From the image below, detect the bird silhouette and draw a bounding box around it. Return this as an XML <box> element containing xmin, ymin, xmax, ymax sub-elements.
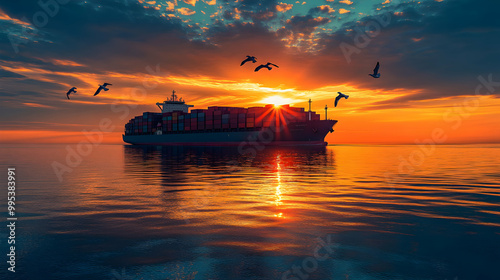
<box><xmin>94</xmin><ymin>83</ymin><xmax>112</xmax><ymax>96</ymax></box>
<box><xmin>334</xmin><ymin>92</ymin><xmax>349</xmax><ymax>107</ymax></box>
<box><xmin>255</xmin><ymin>62</ymin><xmax>279</xmax><ymax>72</ymax></box>
<box><xmin>240</xmin><ymin>55</ymin><xmax>257</xmax><ymax>66</ymax></box>
<box><xmin>66</xmin><ymin>87</ymin><xmax>77</xmax><ymax>99</ymax></box>
<box><xmin>369</xmin><ymin>62</ymin><xmax>381</xmax><ymax>78</ymax></box>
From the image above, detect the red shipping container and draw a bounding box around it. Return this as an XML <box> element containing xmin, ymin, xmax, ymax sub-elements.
<box><xmin>198</xmin><ymin>122</ymin><xmax>205</xmax><ymax>130</ymax></box>
<box><xmin>206</xmin><ymin>111</ymin><xmax>213</xmax><ymax>120</ymax></box>
<box><xmin>255</xmin><ymin>118</ymin><xmax>263</xmax><ymax>127</ymax></box>
<box><xmin>222</xmin><ymin>123</ymin><xmax>229</xmax><ymax>129</ymax></box>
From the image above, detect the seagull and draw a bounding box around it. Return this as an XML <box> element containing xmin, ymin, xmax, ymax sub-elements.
<box><xmin>240</xmin><ymin>55</ymin><xmax>257</xmax><ymax>66</ymax></box>
<box><xmin>334</xmin><ymin>92</ymin><xmax>349</xmax><ymax>107</ymax></box>
<box><xmin>369</xmin><ymin>62</ymin><xmax>381</xmax><ymax>78</ymax></box>
<box><xmin>94</xmin><ymin>83</ymin><xmax>112</xmax><ymax>96</ymax></box>
<box><xmin>66</xmin><ymin>87</ymin><xmax>77</xmax><ymax>99</ymax></box>
<box><xmin>255</xmin><ymin>62</ymin><xmax>279</xmax><ymax>72</ymax></box>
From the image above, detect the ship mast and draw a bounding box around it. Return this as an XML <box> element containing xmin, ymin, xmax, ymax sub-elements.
<box><xmin>170</xmin><ymin>90</ymin><xmax>177</xmax><ymax>101</ymax></box>
<box><xmin>325</xmin><ymin>104</ymin><xmax>328</xmax><ymax>120</ymax></box>
<box><xmin>308</xmin><ymin>99</ymin><xmax>312</xmax><ymax>121</ymax></box>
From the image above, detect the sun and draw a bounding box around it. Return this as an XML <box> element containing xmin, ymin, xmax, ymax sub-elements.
<box><xmin>259</xmin><ymin>95</ymin><xmax>295</xmax><ymax>106</ymax></box>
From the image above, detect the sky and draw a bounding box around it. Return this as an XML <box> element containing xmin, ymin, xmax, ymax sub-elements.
<box><xmin>0</xmin><ymin>0</ymin><xmax>499</xmax><ymax>144</ymax></box>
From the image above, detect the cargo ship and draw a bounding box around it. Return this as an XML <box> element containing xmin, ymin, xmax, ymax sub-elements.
<box><xmin>123</xmin><ymin>91</ymin><xmax>337</xmax><ymax>146</ymax></box>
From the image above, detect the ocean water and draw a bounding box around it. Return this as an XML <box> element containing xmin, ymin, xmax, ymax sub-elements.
<box><xmin>0</xmin><ymin>144</ymin><xmax>499</xmax><ymax>280</ymax></box>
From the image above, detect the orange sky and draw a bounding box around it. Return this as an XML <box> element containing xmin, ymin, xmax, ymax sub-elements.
<box><xmin>1</xmin><ymin>63</ymin><xmax>499</xmax><ymax>145</ymax></box>
<box><xmin>1</xmin><ymin>0</ymin><xmax>500</xmax><ymax>145</ymax></box>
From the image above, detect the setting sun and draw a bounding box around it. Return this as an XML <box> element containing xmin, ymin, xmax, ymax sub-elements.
<box><xmin>259</xmin><ymin>95</ymin><xmax>296</xmax><ymax>106</ymax></box>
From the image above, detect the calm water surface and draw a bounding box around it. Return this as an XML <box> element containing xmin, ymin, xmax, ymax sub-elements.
<box><xmin>0</xmin><ymin>144</ymin><xmax>499</xmax><ymax>280</ymax></box>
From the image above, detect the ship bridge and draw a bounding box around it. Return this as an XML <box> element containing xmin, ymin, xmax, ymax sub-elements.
<box><xmin>156</xmin><ymin>90</ymin><xmax>194</xmax><ymax>113</ymax></box>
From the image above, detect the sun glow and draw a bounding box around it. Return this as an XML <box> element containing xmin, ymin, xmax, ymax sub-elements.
<box><xmin>259</xmin><ymin>95</ymin><xmax>295</xmax><ymax>106</ymax></box>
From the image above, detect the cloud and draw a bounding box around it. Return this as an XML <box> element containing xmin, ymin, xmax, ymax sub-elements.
<box><xmin>231</xmin><ymin>0</ymin><xmax>279</xmax><ymax>22</ymax></box>
<box><xmin>0</xmin><ymin>68</ymin><xmax>25</xmax><ymax>78</ymax></box>
<box><xmin>309</xmin><ymin>5</ymin><xmax>335</xmax><ymax>14</ymax></box>
<box><xmin>165</xmin><ymin>1</ymin><xmax>176</xmax><ymax>11</ymax></box>
<box><xmin>177</xmin><ymin>7</ymin><xmax>196</xmax><ymax>15</ymax></box>
<box><xmin>309</xmin><ymin>0</ymin><xmax>500</xmax><ymax>106</ymax></box>
<box><xmin>22</xmin><ymin>102</ymin><xmax>55</xmax><ymax>108</ymax></box>
<box><xmin>339</xmin><ymin>0</ymin><xmax>353</xmax><ymax>4</ymax></box>
<box><xmin>338</xmin><ymin>8</ymin><xmax>350</xmax><ymax>14</ymax></box>
<box><xmin>277</xmin><ymin>14</ymin><xmax>330</xmax><ymax>50</ymax></box>
<box><xmin>276</xmin><ymin>3</ymin><xmax>293</xmax><ymax>13</ymax></box>
<box><xmin>183</xmin><ymin>0</ymin><xmax>197</xmax><ymax>7</ymax></box>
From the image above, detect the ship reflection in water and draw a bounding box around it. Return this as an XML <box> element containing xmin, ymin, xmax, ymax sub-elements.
<box><xmin>120</xmin><ymin>145</ymin><xmax>500</xmax><ymax>280</ymax></box>
<box><xmin>1</xmin><ymin>144</ymin><xmax>499</xmax><ymax>279</ymax></box>
<box><xmin>123</xmin><ymin>145</ymin><xmax>336</xmax><ymax>229</ymax></box>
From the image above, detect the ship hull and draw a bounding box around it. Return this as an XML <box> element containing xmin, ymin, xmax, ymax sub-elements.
<box><xmin>123</xmin><ymin>120</ymin><xmax>337</xmax><ymax>146</ymax></box>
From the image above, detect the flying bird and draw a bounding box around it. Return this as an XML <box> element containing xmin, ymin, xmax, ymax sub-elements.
<box><xmin>240</xmin><ymin>55</ymin><xmax>257</xmax><ymax>66</ymax></box>
<box><xmin>94</xmin><ymin>83</ymin><xmax>112</xmax><ymax>96</ymax></box>
<box><xmin>334</xmin><ymin>92</ymin><xmax>349</xmax><ymax>107</ymax></box>
<box><xmin>369</xmin><ymin>62</ymin><xmax>381</xmax><ymax>78</ymax></box>
<box><xmin>66</xmin><ymin>87</ymin><xmax>77</xmax><ymax>99</ymax></box>
<box><xmin>254</xmin><ymin>62</ymin><xmax>279</xmax><ymax>72</ymax></box>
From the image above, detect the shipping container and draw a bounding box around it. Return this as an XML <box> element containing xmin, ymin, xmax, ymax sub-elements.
<box><xmin>206</xmin><ymin>111</ymin><xmax>213</xmax><ymax>121</ymax></box>
<box><xmin>191</xmin><ymin>122</ymin><xmax>197</xmax><ymax>130</ymax></box>
<box><xmin>214</xmin><ymin>120</ymin><xmax>221</xmax><ymax>129</ymax></box>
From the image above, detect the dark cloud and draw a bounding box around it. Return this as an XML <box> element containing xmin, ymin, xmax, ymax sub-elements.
<box><xmin>0</xmin><ymin>68</ymin><xmax>25</xmax><ymax>78</ymax></box>
<box><xmin>309</xmin><ymin>5</ymin><xmax>335</xmax><ymax>16</ymax></box>
<box><xmin>228</xmin><ymin>0</ymin><xmax>279</xmax><ymax>22</ymax></box>
<box><xmin>285</xmin><ymin>15</ymin><xmax>331</xmax><ymax>34</ymax></box>
<box><xmin>304</xmin><ymin>0</ymin><xmax>500</xmax><ymax>106</ymax></box>
<box><xmin>276</xmin><ymin>14</ymin><xmax>331</xmax><ymax>50</ymax></box>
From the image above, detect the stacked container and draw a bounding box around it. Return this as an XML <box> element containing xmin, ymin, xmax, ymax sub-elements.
<box><xmin>125</xmin><ymin>104</ymin><xmax>321</xmax><ymax>136</ymax></box>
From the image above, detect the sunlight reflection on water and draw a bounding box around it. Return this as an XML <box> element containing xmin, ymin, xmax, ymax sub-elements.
<box><xmin>0</xmin><ymin>144</ymin><xmax>499</xmax><ymax>279</ymax></box>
